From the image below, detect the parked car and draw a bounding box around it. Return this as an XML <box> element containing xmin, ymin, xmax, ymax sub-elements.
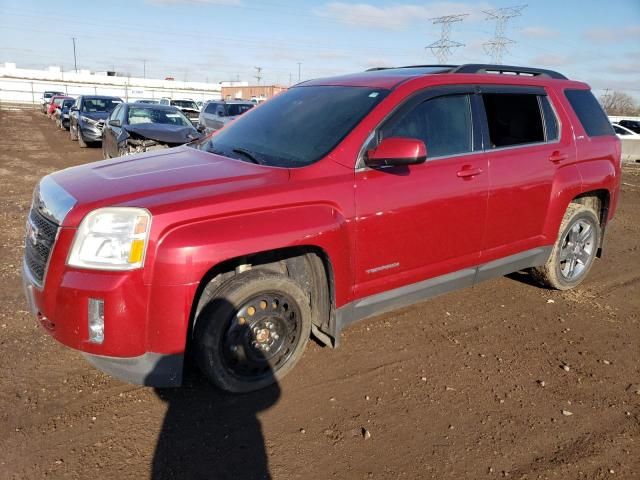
<box><xmin>40</xmin><ymin>90</ymin><xmax>65</xmax><ymax>113</ymax></box>
<box><xmin>47</xmin><ymin>95</ymin><xmax>74</xmax><ymax>118</ymax></box>
<box><xmin>102</xmin><ymin>103</ymin><xmax>201</xmax><ymax>159</ymax></box>
<box><xmin>159</xmin><ymin>98</ymin><xmax>201</xmax><ymax>125</ymax></box>
<box><xmin>617</xmin><ymin>119</ymin><xmax>640</xmax><ymax>134</ymax></box>
<box><xmin>199</xmin><ymin>100</ymin><xmax>254</xmax><ymax>132</ymax></box>
<box><xmin>69</xmin><ymin>95</ymin><xmax>123</xmax><ymax>147</ymax></box>
<box><xmin>22</xmin><ymin>64</ymin><xmax>620</xmax><ymax>393</ymax></box>
<box><xmin>135</xmin><ymin>99</ymin><xmax>160</xmax><ymax>104</ymax></box>
<box><xmin>54</xmin><ymin>98</ymin><xmax>76</xmax><ymax>130</ymax></box>
<box><xmin>612</xmin><ymin>123</ymin><xmax>640</xmax><ymax>137</ymax></box>
<box><xmin>612</xmin><ymin>123</ymin><xmax>640</xmax><ymax>162</ymax></box>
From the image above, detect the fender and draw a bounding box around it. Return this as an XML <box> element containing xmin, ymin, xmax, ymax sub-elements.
<box><xmin>541</xmin><ymin>163</ymin><xmax>583</xmax><ymax>243</ymax></box>
<box><xmin>144</xmin><ymin>204</ymin><xmax>353</xmax><ymax>353</ymax></box>
<box><xmin>576</xmin><ymin>158</ymin><xmax>619</xmax><ymax>221</ymax></box>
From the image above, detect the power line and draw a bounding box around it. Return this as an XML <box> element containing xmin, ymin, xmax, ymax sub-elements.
<box><xmin>483</xmin><ymin>5</ymin><xmax>527</xmax><ymax>64</ymax></box>
<box><xmin>426</xmin><ymin>14</ymin><xmax>468</xmax><ymax>64</ymax></box>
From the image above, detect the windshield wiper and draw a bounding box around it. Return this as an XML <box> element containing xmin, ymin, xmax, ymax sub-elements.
<box><xmin>232</xmin><ymin>147</ymin><xmax>265</xmax><ymax>165</ymax></box>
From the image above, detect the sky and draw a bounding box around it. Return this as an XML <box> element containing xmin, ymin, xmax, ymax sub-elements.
<box><xmin>1</xmin><ymin>0</ymin><xmax>639</xmax><ymax>99</ymax></box>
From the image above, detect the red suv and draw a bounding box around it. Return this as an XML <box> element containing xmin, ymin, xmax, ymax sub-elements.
<box><xmin>22</xmin><ymin>64</ymin><xmax>620</xmax><ymax>392</ymax></box>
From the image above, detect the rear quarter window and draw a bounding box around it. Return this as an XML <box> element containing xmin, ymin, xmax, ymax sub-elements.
<box><xmin>565</xmin><ymin>89</ymin><xmax>614</xmax><ymax>137</ymax></box>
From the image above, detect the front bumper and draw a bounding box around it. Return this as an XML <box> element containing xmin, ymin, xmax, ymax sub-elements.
<box><xmin>79</xmin><ymin>123</ymin><xmax>104</xmax><ymax>142</ymax></box>
<box><xmin>83</xmin><ymin>351</ymin><xmax>183</xmax><ymax>387</ymax></box>
<box><xmin>21</xmin><ymin>258</ymin><xmax>186</xmax><ymax>387</ymax></box>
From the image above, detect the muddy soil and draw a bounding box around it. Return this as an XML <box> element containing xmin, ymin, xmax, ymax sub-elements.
<box><xmin>0</xmin><ymin>108</ymin><xmax>639</xmax><ymax>479</ymax></box>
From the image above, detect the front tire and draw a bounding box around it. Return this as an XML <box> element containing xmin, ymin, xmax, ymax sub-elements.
<box><xmin>533</xmin><ymin>203</ymin><xmax>601</xmax><ymax>290</ymax></box>
<box><xmin>78</xmin><ymin>129</ymin><xmax>88</xmax><ymax>148</ymax></box>
<box><xmin>195</xmin><ymin>271</ymin><xmax>311</xmax><ymax>393</ymax></box>
<box><xmin>70</xmin><ymin>121</ymin><xmax>78</xmax><ymax>141</ymax></box>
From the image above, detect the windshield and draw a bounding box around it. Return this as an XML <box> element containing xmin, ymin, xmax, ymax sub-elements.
<box><xmin>53</xmin><ymin>98</ymin><xmax>66</xmax><ymax>106</ymax></box>
<box><xmin>63</xmin><ymin>99</ymin><xmax>75</xmax><ymax>108</ymax></box>
<box><xmin>82</xmin><ymin>98</ymin><xmax>122</xmax><ymax>113</ymax></box>
<box><xmin>128</xmin><ymin>107</ymin><xmax>191</xmax><ymax>126</ymax></box>
<box><xmin>196</xmin><ymin>86</ymin><xmax>389</xmax><ymax>167</ymax></box>
<box><xmin>171</xmin><ymin>100</ymin><xmax>198</xmax><ymax>110</ymax></box>
<box><xmin>226</xmin><ymin>103</ymin><xmax>254</xmax><ymax>116</ymax></box>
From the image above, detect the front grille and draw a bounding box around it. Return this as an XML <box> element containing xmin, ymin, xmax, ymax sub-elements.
<box><xmin>25</xmin><ymin>208</ymin><xmax>60</xmax><ymax>286</ymax></box>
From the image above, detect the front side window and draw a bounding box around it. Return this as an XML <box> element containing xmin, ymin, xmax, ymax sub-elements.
<box><xmin>482</xmin><ymin>93</ymin><xmax>544</xmax><ymax>148</ymax></box>
<box><xmin>109</xmin><ymin>104</ymin><xmax>122</xmax><ymax>121</ymax></box>
<box><xmin>226</xmin><ymin>103</ymin><xmax>254</xmax><ymax>116</ymax></box>
<box><xmin>204</xmin><ymin>102</ymin><xmax>218</xmax><ymax>114</ymax></box>
<box><xmin>196</xmin><ymin>85</ymin><xmax>389</xmax><ymax>167</ymax></box>
<box><xmin>381</xmin><ymin>94</ymin><xmax>473</xmax><ymax>158</ymax></box>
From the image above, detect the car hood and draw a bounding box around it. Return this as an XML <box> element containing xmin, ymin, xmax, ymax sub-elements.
<box><xmin>49</xmin><ymin>146</ymin><xmax>290</xmax><ymax>227</ymax></box>
<box><xmin>80</xmin><ymin>111</ymin><xmax>110</xmax><ymax>121</ymax></box>
<box><xmin>124</xmin><ymin>123</ymin><xmax>201</xmax><ymax>144</ymax></box>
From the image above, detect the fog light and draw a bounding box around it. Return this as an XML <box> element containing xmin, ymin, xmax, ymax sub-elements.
<box><xmin>88</xmin><ymin>298</ymin><xmax>104</xmax><ymax>344</ymax></box>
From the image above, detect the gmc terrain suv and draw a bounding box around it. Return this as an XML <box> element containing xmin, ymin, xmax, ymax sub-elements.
<box><xmin>23</xmin><ymin>64</ymin><xmax>620</xmax><ymax>393</ymax></box>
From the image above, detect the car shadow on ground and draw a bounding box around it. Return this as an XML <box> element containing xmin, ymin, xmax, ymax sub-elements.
<box><xmin>506</xmin><ymin>269</ymin><xmax>548</xmax><ymax>288</ymax></box>
<box><xmin>152</xmin><ymin>369</ymin><xmax>279</xmax><ymax>480</ymax></box>
<box><xmin>150</xmin><ymin>297</ymin><xmax>282</xmax><ymax>480</ymax></box>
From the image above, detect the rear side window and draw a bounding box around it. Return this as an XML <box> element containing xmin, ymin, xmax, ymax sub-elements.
<box><xmin>482</xmin><ymin>93</ymin><xmax>544</xmax><ymax>148</ymax></box>
<box><xmin>565</xmin><ymin>89</ymin><xmax>614</xmax><ymax>137</ymax></box>
<box><xmin>381</xmin><ymin>94</ymin><xmax>473</xmax><ymax>158</ymax></box>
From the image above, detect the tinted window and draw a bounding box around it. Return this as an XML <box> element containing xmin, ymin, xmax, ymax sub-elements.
<box><xmin>196</xmin><ymin>86</ymin><xmax>389</xmax><ymax>167</ymax></box>
<box><xmin>483</xmin><ymin>93</ymin><xmax>544</xmax><ymax>148</ymax></box>
<box><xmin>618</xmin><ymin>120</ymin><xmax>640</xmax><ymax>134</ymax></box>
<box><xmin>381</xmin><ymin>94</ymin><xmax>473</xmax><ymax>158</ymax></box>
<box><xmin>227</xmin><ymin>104</ymin><xmax>254</xmax><ymax>116</ymax></box>
<box><xmin>82</xmin><ymin>98</ymin><xmax>121</xmax><ymax>113</ymax></box>
<box><xmin>205</xmin><ymin>102</ymin><xmax>219</xmax><ymax>114</ymax></box>
<box><xmin>565</xmin><ymin>89</ymin><xmax>614</xmax><ymax>137</ymax></box>
<box><xmin>540</xmin><ymin>96</ymin><xmax>559</xmax><ymax>141</ymax></box>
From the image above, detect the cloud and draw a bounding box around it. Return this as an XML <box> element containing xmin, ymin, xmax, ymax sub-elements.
<box><xmin>530</xmin><ymin>54</ymin><xmax>573</xmax><ymax>67</ymax></box>
<box><xmin>315</xmin><ymin>2</ymin><xmax>493</xmax><ymax>30</ymax></box>
<box><xmin>145</xmin><ymin>0</ymin><xmax>241</xmax><ymax>5</ymax></box>
<box><xmin>583</xmin><ymin>25</ymin><xmax>640</xmax><ymax>42</ymax></box>
<box><xmin>521</xmin><ymin>26</ymin><xmax>559</xmax><ymax>39</ymax></box>
<box><xmin>364</xmin><ymin>57</ymin><xmax>394</xmax><ymax>69</ymax></box>
<box><xmin>607</xmin><ymin>60</ymin><xmax>640</xmax><ymax>75</ymax></box>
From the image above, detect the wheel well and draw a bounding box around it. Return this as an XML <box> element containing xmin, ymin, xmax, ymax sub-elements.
<box><xmin>572</xmin><ymin>189</ymin><xmax>610</xmax><ymax>226</ymax></box>
<box><xmin>187</xmin><ymin>246</ymin><xmax>335</xmax><ymax>352</ymax></box>
<box><xmin>571</xmin><ymin>189</ymin><xmax>610</xmax><ymax>257</ymax></box>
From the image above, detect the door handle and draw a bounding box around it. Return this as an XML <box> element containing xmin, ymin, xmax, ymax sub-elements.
<box><xmin>549</xmin><ymin>151</ymin><xmax>568</xmax><ymax>163</ymax></box>
<box><xmin>457</xmin><ymin>167</ymin><xmax>483</xmax><ymax>178</ymax></box>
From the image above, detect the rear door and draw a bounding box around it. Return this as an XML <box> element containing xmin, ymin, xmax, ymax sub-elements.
<box><xmin>354</xmin><ymin>86</ymin><xmax>489</xmax><ymax>299</ymax></box>
<box><xmin>477</xmin><ymin>86</ymin><xmax>571</xmax><ymax>263</ymax></box>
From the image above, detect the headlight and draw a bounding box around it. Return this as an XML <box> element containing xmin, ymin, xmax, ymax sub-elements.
<box><xmin>68</xmin><ymin>207</ymin><xmax>151</xmax><ymax>270</ymax></box>
<box><xmin>80</xmin><ymin>115</ymin><xmax>98</xmax><ymax>125</ymax></box>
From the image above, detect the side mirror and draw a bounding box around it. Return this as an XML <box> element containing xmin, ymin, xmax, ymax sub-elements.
<box><xmin>365</xmin><ymin>137</ymin><xmax>427</xmax><ymax>168</ymax></box>
<box><xmin>109</xmin><ymin>119</ymin><xmax>121</xmax><ymax>127</ymax></box>
<box><xmin>216</xmin><ymin>109</ymin><xmax>225</xmax><ymax>117</ymax></box>
<box><xmin>70</xmin><ymin>106</ymin><xmax>78</xmax><ymax>112</ymax></box>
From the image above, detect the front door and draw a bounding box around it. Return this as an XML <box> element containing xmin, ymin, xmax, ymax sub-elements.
<box><xmin>354</xmin><ymin>88</ymin><xmax>489</xmax><ymax>300</ymax></box>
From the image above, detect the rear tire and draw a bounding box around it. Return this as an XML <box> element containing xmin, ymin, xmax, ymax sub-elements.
<box><xmin>532</xmin><ymin>203</ymin><xmax>601</xmax><ymax>290</ymax></box>
<box><xmin>195</xmin><ymin>270</ymin><xmax>311</xmax><ymax>393</ymax></box>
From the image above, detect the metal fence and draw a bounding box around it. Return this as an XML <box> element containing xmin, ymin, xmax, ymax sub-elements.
<box><xmin>0</xmin><ymin>77</ymin><xmax>221</xmax><ymax>107</ymax></box>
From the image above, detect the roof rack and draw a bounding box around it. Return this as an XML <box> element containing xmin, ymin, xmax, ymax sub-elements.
<box><xmin>451</xmin><ymin>64</ymin><xmax>567</xmax><ymax>79</ymax></box>
<box><xmin>365</xmin><ymin>63</ymin><xmax>567</xmax><ymax>80</ymax></box>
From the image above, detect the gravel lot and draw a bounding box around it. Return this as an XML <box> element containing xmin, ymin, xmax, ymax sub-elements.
<box><xmin>0</xmin><ymin>107</ymin><xmax>639</xmax><ymax>479</ymax></box>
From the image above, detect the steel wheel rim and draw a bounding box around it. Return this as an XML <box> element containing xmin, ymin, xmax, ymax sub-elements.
<box><xmin>559</xmin><ymin>218</ymin><xmax>596</xmax><ymax>281</ymax></box>
<box><xmin>221</xmin><ymin>292</ymin><xmax>301</xmax><ymax>381</ymax></box>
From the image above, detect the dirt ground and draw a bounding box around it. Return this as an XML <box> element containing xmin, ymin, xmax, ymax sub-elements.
<box><xmin>0</xmin><ymin>107</ymin><xmax>639</xmax><ymax>480</ymax></box>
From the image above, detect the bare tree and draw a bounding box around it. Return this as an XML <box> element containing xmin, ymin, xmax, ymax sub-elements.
<box><xmin>600</xmin><ymin>91</ymin><xmax>640</xmax><ymax>116</ymax></box>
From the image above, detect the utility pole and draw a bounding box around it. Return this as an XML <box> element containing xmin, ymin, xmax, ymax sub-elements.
<box><xmin>72</xmin><ymin>37</ymin><xmax>78</xmax><ymax>73</ymax></box>
<box><xmin>143</xmin><ymin>59</ymin><xmax>146</xmax><ymax>78</ymax></box>
<box><xmin>297</xmin><ymin>62</ymin><xmax>301</xmax><ymax>82</ymax></box>
<box><xmin>483</xmin><ymin>5</ymin><xmax>527</xmax><ymax>64</ymax></box>
<box><xmin>426</xmin><ymin>14</ymin><xmax>468</xmax><ymax>64</ymax></box>
<box><xmin>254</xmin><ymin>66</ymin><xmax>263</xmax><ymax>84</ymax></box>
